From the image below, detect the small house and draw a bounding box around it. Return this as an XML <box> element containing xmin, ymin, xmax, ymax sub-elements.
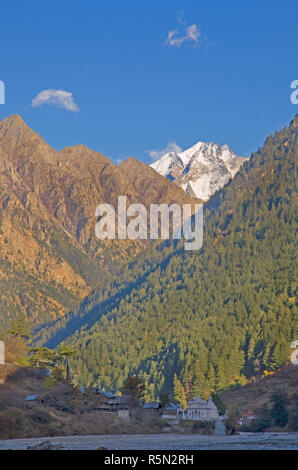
<box><xmin>83</xmin><ymin>388</ymin><xmax>130</xmax><ymax>413</ymax></box>
<box><xmin>32</xmin><ymin>368</ymin><xmax>50</xmax><ymax>377</ymax></box>
<box><xmin>143</xmin><ymin>401</ymin><xmax>162</xmax><ymax>414</ymax></box>
<box><xmin>162</xmin><ymin>403</ymin><xmax>181</xmax><ymax>419</ymax></box>
<box><xmin>238</xmin><ymin>410</ymin><xmax>257</xmax><ymax>425</ymax></box>
<box><xmin>25</xmin><ymin>394</ymin><xmax>38</xmax><ymax>401</ymax></box>
<box><xmin>25</xmin><ymin>394</ymin><xmax>39</xmax><ymax>408</ymax></box>
<box><xmin>143</xmin><ymin>401</ymin><xmax>162</xmax><ymax>409</ymax></box>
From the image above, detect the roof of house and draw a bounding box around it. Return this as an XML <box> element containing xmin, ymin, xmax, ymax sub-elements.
<box><xmin>32</xmin><ymin>368</ymin><xmax>50</xmax><ymax>377</ymax></box>
<box><xmin>97</xmin><ymin>390</ymin><xmax>115</xmax><ymax>398</ymax></box>
<box><xmin>144</xmin><ymin>402</ymin><xmax>162</xmax><ymax>409</ymax></box>
<box><xmin>25</xmin><ymin>394</ymin><xmax>38</xmax><ymax>401</ymax></box>
<box><xmin>164</xmin><ymin>403</ymin><xmax>181</xmax><ymax>410</ymax></box>
<box><xmin>242</xmin><ymin>410</ymin><xmax>256</xmax><ymax>417</ymax></box>
<box><xmin>108</xmin><ymin>395</ymin><xmax>130</xmax><ymax>405</ymax></box>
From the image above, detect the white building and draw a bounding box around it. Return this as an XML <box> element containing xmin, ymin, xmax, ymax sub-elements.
<box><xmin>237</xmin><ymin>410</ymin><xmax>257</xmax><ymax>425</ymax></box>
<box><xmin>177</xmin><ymin>395</ymin><xmax>219</xmax><ymax>421</ymax></box>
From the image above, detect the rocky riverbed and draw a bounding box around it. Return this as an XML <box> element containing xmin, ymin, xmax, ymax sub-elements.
<box><xmin>0</xmin><ymin>433</ymin><xmax>297</xmax><ymax>450</ymax></box>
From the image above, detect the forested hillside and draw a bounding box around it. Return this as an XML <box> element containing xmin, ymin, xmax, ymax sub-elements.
<box><xmin>36</xmin><ymin>116</ymin><xmax>297</xmax><ymax>400</ymax></box>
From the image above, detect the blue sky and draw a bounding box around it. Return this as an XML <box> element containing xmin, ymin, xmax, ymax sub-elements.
<box><xmin>0</xmin><ymin>0</ymin><xmax>297</xmax><ymax>163</ymax></box>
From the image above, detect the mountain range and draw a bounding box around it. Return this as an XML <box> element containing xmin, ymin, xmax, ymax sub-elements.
<box><xmin>0</xmin><ymin>115</ymin><xmax>198</xmax><ymax>327</ymax></box>
<box><xmin>33</xmin><ymin>116</ymin><xmax>297</xmax><ymax>399</ymax></box>
<box><xmin>0</xmin><ymin>113</ymin><xmax>296</xmax><ymax>401</ymax></box>
<box><xmin>151</xmin><ymin>141</ymin><xmax>246</xmax><ymax>200</ymax></box>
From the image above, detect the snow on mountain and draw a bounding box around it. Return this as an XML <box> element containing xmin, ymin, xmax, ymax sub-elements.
<box><xmin>150</xmin><ymin>141</ymin><xmax>246</xmax><ymax>201</ymax></box>
<box><xmin>150</xmin><ymin>152</ymin><xmax>184</xmax><ymax>179</ymax></box>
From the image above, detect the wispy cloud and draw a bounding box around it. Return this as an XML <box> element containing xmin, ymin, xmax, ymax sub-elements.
<box><xmin>32</xmin><ymin>89</ymin><xmax>79</xmax><ymax>112</ymax></box>
<box><xmin>148</xmin><ymin>141</ymin><xmax>182</xmax><ymax>161</ymax></box>
<box><xmin>165</xmin><ymin>12</ymin><xmax>201</xmax><ymax>48</ymax></box>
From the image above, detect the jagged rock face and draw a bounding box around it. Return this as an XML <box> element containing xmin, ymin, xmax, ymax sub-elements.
<box><xmin>0</xmin><ymin>115</ymin><xmax>199</xmax><ymax>257</ymax></box>
<box><xmin>0</xmin><ymin>115</ymin><xmax>199</xmax><ymax>326</ymax></box>
<box><xmin>151</xmin><ymin>141</ymin><xmax>246</xmax><ymax>201</ymax></box>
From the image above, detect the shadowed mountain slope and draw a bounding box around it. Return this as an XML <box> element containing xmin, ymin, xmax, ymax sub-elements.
<box><xmin>35</xmin><ymin>116</ymin><xmax>297</xmax><ymax>398</ymax></box>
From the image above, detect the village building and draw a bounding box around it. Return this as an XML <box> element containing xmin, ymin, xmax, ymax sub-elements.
<box><xmin>237</xmin><ymin>410</ymin><xmax>257</xmax><ymax>426</ymax></box>
<box><xmin>177</xmin><ymin>395</ymin><xmax>219</xmax><ymax>421</ymax></box>
<box><xmin>25</xmin><ymin>394</ymin><xmax>38</xmax><ymax>402</ymax></box>
<box><xmin>143</xmin><ymin>402</ymin><xmax>162</xmax><ymax>414</ymax></box>
<box><xmin>25</xmin><ymin>394</ymin><xmax>39</xmax><ymax>408</ymax></box>
<box><xmin>32</xmin><ymin>367</ymin><xmax>50</xmax><ymax>377</ymax></box>
<box><xmin>83</xmin><ymin>388</ymin><xmax>131</xmax><ymax>417</ymax></box>
<box><xmin>162</xmin><ymin>403</ymin><xmax>181</xmax><ymax>419</ymax></box>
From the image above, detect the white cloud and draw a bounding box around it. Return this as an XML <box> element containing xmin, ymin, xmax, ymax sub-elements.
<box><xmin>32</xmin><ymin>89</ymin><xmax>79</xmax><ymax>112</ymax></box>
<box><xmin>165</xmin><ymin>13</ymin><xmax>201</xmax><ymax>48</ymax></box>
<box><xmin>186</xmin><ymin>24</ymin><xmax>200</xmax><ymax>42</ymax></box>
<box><xmin>148</xmin><ymin>141</ymin><xmax>182</xmax><ymax>161</ymax></box>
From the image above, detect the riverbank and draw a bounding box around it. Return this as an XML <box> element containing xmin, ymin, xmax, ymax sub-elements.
<box><xmin>0</xmin><ymin>432</ymin><xmax>297</xmax><ymax>450</ymax></box>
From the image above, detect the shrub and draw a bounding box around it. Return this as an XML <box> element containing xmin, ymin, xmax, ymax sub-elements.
<box><xmin>192</xmin><ymin>420</ymin><xmax>214</xmax><ymax>434</ymax></box>
<box><xmin>242</xmin><ymin>406</ymin><xmax>271</xmax><ymax>432</ymax></box>
<box><xmin>288</xmin><ymin>413</ymin><xmax>298</xmax><ymax>432</ymax></box>
<box><xmin>0</xmin><ymin>408</ymin><xmax>26</xmax><ymax>439</ymax></box>
<box><xmin>29</xmin><ymin>408</ymin><xmax>54</xmax><ymax>424</ymax></box>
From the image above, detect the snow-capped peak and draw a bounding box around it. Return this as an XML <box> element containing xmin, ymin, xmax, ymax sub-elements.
<box><xmin>151</xmin><ymin>152</ymin><xmax>184</xmax><ymax>178</ymax></box>
<box><xmin>150</xmin><ymin>141</ymin><xmax>246</xmax><ymax>201</ymax></box>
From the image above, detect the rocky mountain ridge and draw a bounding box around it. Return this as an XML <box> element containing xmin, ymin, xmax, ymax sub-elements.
<box><xmin>0</xmin><ymin>114</ymin><xmax>199</xmax><ymax>326</ymax></box>
<box><xmin>151</xmin><ymin>141</ymin><xmax>246</xmax><ymax>200</ymax></box>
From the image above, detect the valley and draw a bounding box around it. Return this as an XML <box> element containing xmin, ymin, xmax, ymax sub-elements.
<box><xmin>0</xmin><ymin>113</ymin><xmax>297</xmax><ymax>423</ymax></box>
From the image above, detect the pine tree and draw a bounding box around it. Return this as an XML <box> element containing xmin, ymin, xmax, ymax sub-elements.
<box><xmin>271</xmin><ymin>391</ymin><xmax>289</xmax><ymax>427</ymax></box>
<box><xmin>7</xmin><ymin>314</ymin><xmax>31</xmax><ymax>339</ymax></box>
<box><xmin>173</xmin><ymin>374</ymin><xmax>187</xmax><ymax>409</ymax></box>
